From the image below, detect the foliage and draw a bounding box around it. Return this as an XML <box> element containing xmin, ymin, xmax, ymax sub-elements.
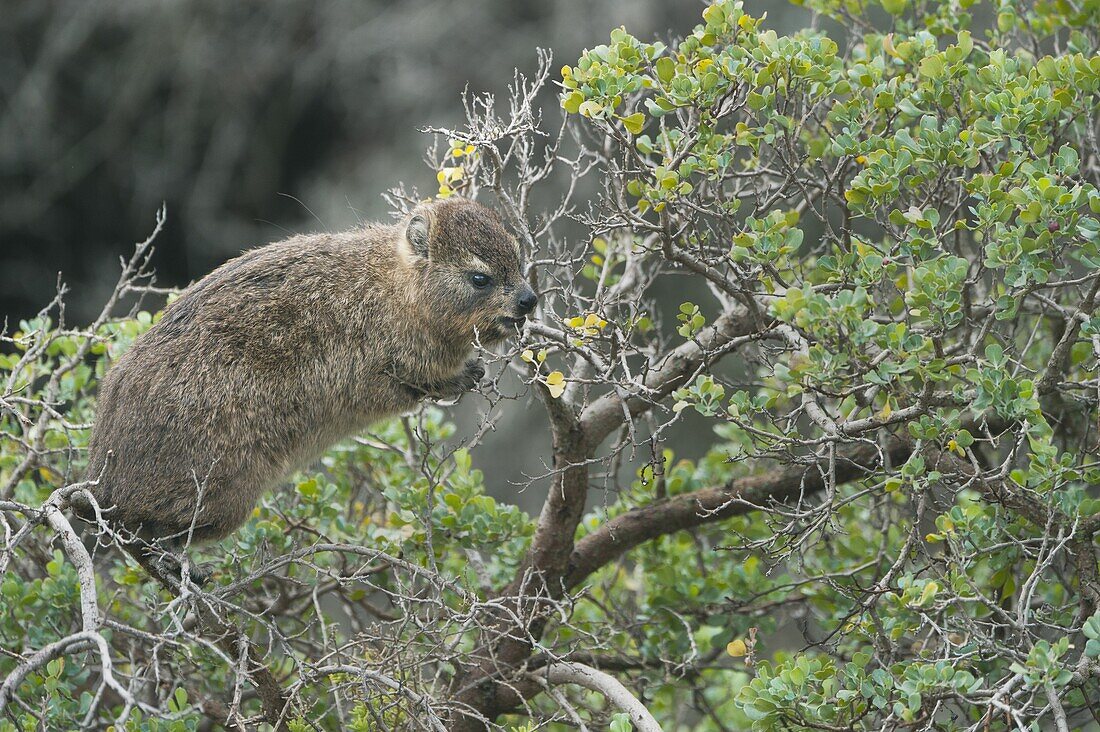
<box><xmin>552</xmin><ymin>0</ymin><xmax>1100</xmax><ymax>726</ymax></box>
<box><xmin>4</xmin><ymin>0</ymin><xmax>1100</xmax><ymax>729</ymax></box>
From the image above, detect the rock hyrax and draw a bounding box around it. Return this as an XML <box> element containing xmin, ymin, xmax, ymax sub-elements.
<box><xmin>82</xmin><ymin>197</ymin><xmax>536</xmax><ymax>579</ymax></box>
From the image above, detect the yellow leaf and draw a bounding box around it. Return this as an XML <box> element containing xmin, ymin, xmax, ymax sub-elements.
<box><xmin>621</xmin><ymin>112</ymin><xmax>646</xmax><ymax>135</ymax></box>
<box><xmin>883</xmin><ymin>33</ymin><xmax>900</xmax><ymax>58</ymax></box>
<box><xmin>578</xmin><ymin>100</ymin><xmax>603</xmax><ymax>118</ymax></box>
<box><xmin>878</xmin><ymin>401</ymin><xmax>892</xmax><ymax>420</ymax></box>
<box><xmin>726</xmin><ymin>639</ymin><xmax>748</xmax><ymax>657</ymax></box>
<box><xmin>545</xmin><ymin>371</ymin><xmax>566</xmax><ymax>399</ymax></box>
<box><xmin>583</xmin><ymin>313</ymin><xmax>607</xmax><ymax>329</ymax></box>
<box><xmin>918</xmin><ymin>581</ymin><xmax>939</xmax><ymax>606</ymax></box>
<box><xmin>521</xmin><ymin>349</ymin><xmax>535</xmax><ymax>363</ymax></box>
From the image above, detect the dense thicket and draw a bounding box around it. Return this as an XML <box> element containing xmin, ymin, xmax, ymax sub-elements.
<box><xmin>3</xmin><ymin>0</ymin><xmax>1100</xmax><ymax>729</ymax></box>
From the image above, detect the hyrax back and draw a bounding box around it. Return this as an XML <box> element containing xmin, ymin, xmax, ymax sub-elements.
<box><xmin>85</xmin><ymin>198</ymin><xmax>536</xmax><ymax>549</ymax></box>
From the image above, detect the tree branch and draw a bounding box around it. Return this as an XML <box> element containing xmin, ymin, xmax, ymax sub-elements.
<box><xmin>565</xmin><ymin>436</ymin><xmax>913</xmax><ymax>589</ymax></box>
<box><xmin>542</xmin><ymin>662</ymin><xmax>661</xmax><ymax>732</ymax></box>
<box><xmin>579</xmin><ymin>306</ymin><xmax>763</xmax><ymax>447</ymax></box>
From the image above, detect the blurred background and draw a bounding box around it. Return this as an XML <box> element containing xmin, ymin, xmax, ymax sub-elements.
<box><xmin>0</xmin><ymin>0</ymin><xmax>731</xmax><ymax>324</ymax></box>
<box><xmin>0</xmin><ymin>0</ymin><xmax>808</xmax><ymax>508</ymax></box>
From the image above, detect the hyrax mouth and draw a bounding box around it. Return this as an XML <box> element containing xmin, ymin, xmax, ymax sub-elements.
<box><xmin>499</xmin><ymin>315</ymin><xmax>527</xmax><ymax>331</ymax></box>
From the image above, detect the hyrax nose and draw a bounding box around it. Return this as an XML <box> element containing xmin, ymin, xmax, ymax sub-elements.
<box><xmin>517</xmin><ymin>288</ymin><xmax>538</xmax><ymax>314</ymax></box>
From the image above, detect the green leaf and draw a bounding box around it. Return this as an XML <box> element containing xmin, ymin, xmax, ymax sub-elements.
<box><xmin>562</xmin><ymin>91</ymin><xmax>584</xmax><ymax>114</ymax></box>
<box><xmin>656</xmin><ymin>56</ymin><xmax>675</xmax><ymax>84</ymax></box>
<box><xmin>1084</xmin><ymin>612</ymin><xmax>1100</xmax><ymax>640</ymax></box>
<box><xmin>621</xmin><ymin>112</ymin><xmax>646</xmax><ymax>135</ymax></box>
<box><xmin>918</xmin><ymin>55</ymin><xmax>945</xmax><ymax>79</ymax></box>
<box><xmin>609</xmin><ymin>713</ymin><xmax>634</xmax><ymax>732</ymax></box>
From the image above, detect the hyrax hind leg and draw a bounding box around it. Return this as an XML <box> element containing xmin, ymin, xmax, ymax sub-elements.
<box><xmin>123</xmin><ymin>528</ymin><xmax>213</xmax><ymax>588</ymax></box>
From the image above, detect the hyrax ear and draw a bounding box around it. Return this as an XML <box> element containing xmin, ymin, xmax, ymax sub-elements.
<box><xmin>405</xmin><ymin>213</ymin><xmax>431</xmax><ymax>259</ymax></box>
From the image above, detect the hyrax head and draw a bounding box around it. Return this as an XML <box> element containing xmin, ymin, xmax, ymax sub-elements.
<box><xmin>403</xmin><ymin>198</ymin><xmax>537</xmax><ymax>344</ymax></box>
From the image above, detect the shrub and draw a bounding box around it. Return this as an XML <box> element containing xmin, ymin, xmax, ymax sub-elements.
<box><xmin>3</xmin><ymin>0</ymin><xmax>1100</xmax><ymax>729</ymax></box>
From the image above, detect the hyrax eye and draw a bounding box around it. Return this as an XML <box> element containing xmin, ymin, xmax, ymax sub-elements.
<box><xmin>469</xmin><ymin>272</ymin><xmax>493</xmax><ymax>289</ymax></box>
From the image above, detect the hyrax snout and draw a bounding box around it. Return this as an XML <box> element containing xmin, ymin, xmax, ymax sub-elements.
<box><xmin>81</xmin><ymin>197</ymin><xmax>534</xmax><ymax>580</ymax></box>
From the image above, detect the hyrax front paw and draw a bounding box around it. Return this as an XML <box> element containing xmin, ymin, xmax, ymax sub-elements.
<box><xmin>458</xmin><ymin>359</ymin><xmax>486</xmax><ymax>391</ymax></box>
<box><xmin>417</xmin><ymin>360</ymin><xmax>485</xmax><ymax>400</ymax></box>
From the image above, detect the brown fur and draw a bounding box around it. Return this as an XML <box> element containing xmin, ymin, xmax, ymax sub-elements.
<box><xmin>83</xmin><ymin>198</ymin><xmax>533</xmax><ymax>561</ymax></box>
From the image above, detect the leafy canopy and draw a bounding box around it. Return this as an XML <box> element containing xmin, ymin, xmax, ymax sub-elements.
<box><xmin>4</xmin><ymin>0</ymin><xmax>1100</xmax><ymax>729</ymax></box>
